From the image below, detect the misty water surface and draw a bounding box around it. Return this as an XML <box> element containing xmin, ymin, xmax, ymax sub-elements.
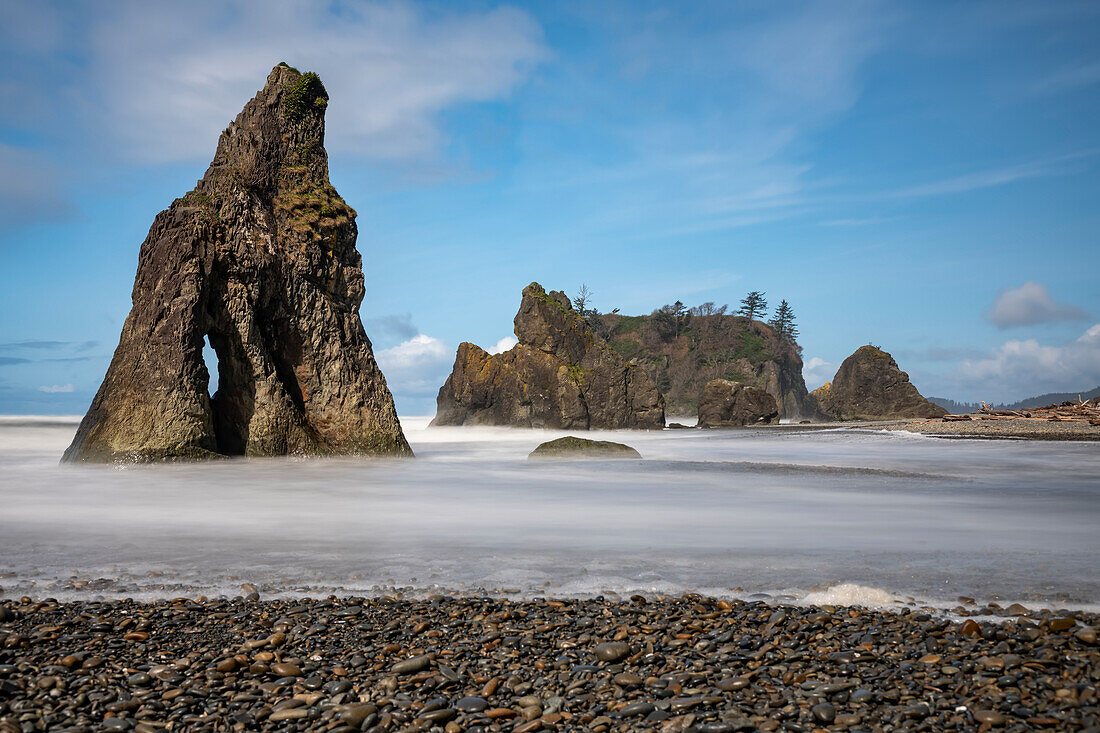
<box><xmin>1</xmin><ymin>416</ymin><xmax>1097</xmax><ymax>610</ymax></box>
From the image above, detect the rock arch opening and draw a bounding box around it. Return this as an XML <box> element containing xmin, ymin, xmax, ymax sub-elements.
<box><xmin>202</xmin><ymin>336</ymin><xmax>219</xmax><ymax>399</ymax></box>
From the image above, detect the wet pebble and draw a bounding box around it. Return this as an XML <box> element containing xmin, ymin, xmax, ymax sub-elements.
<box><xmin>0</xmin><ymin>594</ymin><xmax>1093</xmax><ymax>733</ymax></box>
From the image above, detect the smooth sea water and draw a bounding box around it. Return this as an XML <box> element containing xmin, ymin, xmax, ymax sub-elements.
<box><xmin>1</xmin><ymin>415</ymin><xmax>1097</xmax><ymax>611</ymax></box>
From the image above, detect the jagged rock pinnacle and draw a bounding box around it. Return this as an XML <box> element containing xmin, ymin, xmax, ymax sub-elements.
<box><xmin>64</xmin><ymin>64</ymin><xmax>412</xmax><ymax>462</ymax></box>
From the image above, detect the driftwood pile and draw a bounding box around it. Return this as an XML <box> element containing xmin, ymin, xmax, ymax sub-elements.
<box><xmin>941</xmin><ymin>398</ymin><xmax>1100</xmax><ymax>425</ymax></box>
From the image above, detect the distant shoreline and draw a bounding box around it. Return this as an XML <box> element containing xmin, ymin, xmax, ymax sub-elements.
<box><xmin>771</xmin><ymin>418</ymin><xmax>1100</xmax><ymax>442</ymax></box>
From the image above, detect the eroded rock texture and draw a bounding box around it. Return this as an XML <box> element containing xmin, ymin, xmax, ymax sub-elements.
<box><xmin>432</xmin><ymin>283</ymin><xmax>665</xmax><ymax>429</ymax></box>
<box><xmin>810</xmin><ymin>345</ymin><xmax>948</xmax><ymax>420</ymax></box>
<box><xmin>64</xmin><ymin>64</ymin><xmax>411</xmax><ymax>462</ymax></box>
<box><xmin>602</xmin><ymin>314</ymin><xmax>819</xmax><ymax>420</ymax></box>
<box><xmin>697</xmin><ymin>379</ymin><xmax>779</xmax><ymax>428</ymax></box>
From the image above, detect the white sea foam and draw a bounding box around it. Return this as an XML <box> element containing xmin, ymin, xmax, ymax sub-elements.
<box><xmin>800</xmin><ymin>583</ymin><xmax>903</xmax><ymax>609</ymax></box>
<box><xmin>1</xmin><ymin>416</ymin><xmax>1097</xmax><ymax>609</ymax></box>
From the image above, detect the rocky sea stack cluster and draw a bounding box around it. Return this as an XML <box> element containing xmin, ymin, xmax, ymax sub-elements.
<box><xmin>433</xmin><ymin>284</ymin><xmax>665</xmax><ymax>430</ymax></box>
<box><xmin>599</xmin><ymin>314</ymin><xmax>816</xmax><ymax>421</ymax></box>
<box><xmin>0</xmin><ymin>594</ymin><xmax>1096</xmax><ymax>732</ymax></box>
<box><xmin>811</xmin><ymin>346</ymin><xmax>947</xmax><ymax>421</ymax></box>
<box><xmin>64</xmin><ymin>65</ymin><xmax>410</xmax><ymax>462</ymax></box>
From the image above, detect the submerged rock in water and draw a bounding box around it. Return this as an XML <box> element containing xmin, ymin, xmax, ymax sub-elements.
<box><xmin>64</xmin><ymin>64</ymin><xmax>411</xmax><ymax>463</ymax></box>
<box><xmin>528</xmin><ymin>436</ymin><xmax>641</xmax><ymax>459</ymax></box>
<box><xmin>811</xmin><ymin>345</ymin><xmax>947</xmax><ymax>420</ymax></box>
<box><xmin>697</xmin><ymin>379</ymin><xmax>779</xmax><ymax>427</ymax></box>
<box><xmin>433</xmin><ymin>282</ymin><xmax>665</xmax><ymax>429</ymax></box>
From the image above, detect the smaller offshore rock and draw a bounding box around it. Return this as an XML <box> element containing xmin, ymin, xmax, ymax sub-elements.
<box><xmin>811</xmin><ymin>345</ymin><xmax>947</xmax><ymax>420</ymax></box>
<box><xmin>528</xmin><ymin>436</ymin><xmax>641</xmax><ymax>459</ymax></box>
<box><xmin>697</xmin><ymin>379</ymin><xmax>779</xmax><ymax>427</ymax></box>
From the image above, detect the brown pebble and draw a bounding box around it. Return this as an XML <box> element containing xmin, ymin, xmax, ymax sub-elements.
<box><xmin>959</xmin><ymin>619</ymin><xmax>982</xmax><ymax>636</ymax></box>
<box><xmin>1048</xmin><ymin>617</ymin><xmax>1075</xmax><ymax>632</ymax></box>
<box><xmin>271</xmin><ymin>662</ymin><xmax>302</xmax><ymax>677</ymax></box>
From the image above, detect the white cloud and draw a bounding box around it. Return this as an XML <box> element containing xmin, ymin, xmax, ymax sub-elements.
<box><xmin>8</xmin><ymin>1</ymin><xmax>545</xmax><ymax>165</ymax></box>
<box><xmin>802</xmin><ymin>357</ymin><xmax>836</xmax><ymax>390</ymax></box>
<box><xmin>488</xmin><ymin>336</ymin><xmax>518</xmax><ymax>354</ymax></box>
<box><xmin>38</xmin><ymin>383</ymin><xmax>74</xmax><ymax>393</ymax></box>
<box><xmin>375</xmin><ymin>334</ymin><xmax>453</xmax><ymax>397</ymax></box>
<box><xmin>951</xmin><ymin>324</ymin><xmax>1100</xmax><ymax>398</ymax></box>
<box><xmin>987</xmin><ymin>281</ymin><xmax>1090</xmax><ymax>328</ymax></box>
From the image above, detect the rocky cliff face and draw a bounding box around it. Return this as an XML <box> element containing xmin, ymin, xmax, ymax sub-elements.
<box><xmin>64</xmin><ymin>64</ymin><xmax>411</xmax><ymax>462</ymax></box>
<box><xmin>602</xmin><ymin>314</ymin><xmax>818</xmax><ymax>419</ymax></box>
<box><xmin>810</xmin><ymin>345</ymin><xmax>947</xmax><ymax>420</ymax></box>
<box><xmin>432</xmin><ymin>284</ymin><xmax>665</xmax><ymax>429</ymax></box>
<box><xmin>697</xmin><ymin>380</ymin><xmax>779</xmax><ymax>428</ymax></box>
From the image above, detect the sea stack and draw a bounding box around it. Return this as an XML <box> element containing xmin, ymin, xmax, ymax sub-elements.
<box><xmin>64</xmin><ymin>64</ymin><xmax>411</xmax><ymax>462</ymax></box>
<box><xmin>432</xmin><ymin>283</ymin><xmax>665</xmax><ymax>429</ymax></box>
<box><xmin>810</xmin><ymin>345</ymin><xmax>947</xmax><ymax>420</ymax></box>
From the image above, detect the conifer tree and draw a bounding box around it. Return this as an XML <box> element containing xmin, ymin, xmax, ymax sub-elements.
<box><xmin>737</xmin><ymin>291</ymin><xmax>767</xmax><ymax>321</ymax></box>
<box><xmin>769</xmin><ymin>299</ymin><xmax>799</xmax><ymax>341</ymax></box>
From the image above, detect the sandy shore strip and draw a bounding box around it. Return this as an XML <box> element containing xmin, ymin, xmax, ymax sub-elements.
<box><xmin>0</xmin><ymin>594</ymin><xmax>1096</xmax><ymax>732</ymax></box>
<box><xmin>767</xmin><ymin>418</ymin><xmax>1100</xmax><ymax>441</ymax></box>
<box><xmin>861</xmin><ymin>418</ymin><xmax>1100</xmax><ymax>441</ymax></box>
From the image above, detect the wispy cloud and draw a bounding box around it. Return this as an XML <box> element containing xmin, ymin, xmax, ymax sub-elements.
<box><xmin>1</xmin><ymin>340</ymin><xmax>72</xmax><ymax>350</ymax></box>
<box><xmin>818</xmin><ymin>217</ymin><xmax>888</xmax><ymax>227</ymax></box>
<box><xmin>1030</xmin><ymin>59</ymin><xmax>1100</xmax><ymax>95</ymax></box>
<box><xmin>3</xmin><ymin>2</ymin><xmax>546</xmax><ymax>166</ymax></box>
<box><xmin>38</xmin><ymin>383</ymin><xmax>75</xmax><ymax>393</ymax></box>
<box><xmin>875</xmin><ymin>151</ymin><xmax>1098</xmax><ymax>200</ymax></box>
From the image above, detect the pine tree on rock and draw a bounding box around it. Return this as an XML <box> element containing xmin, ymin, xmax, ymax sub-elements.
<box><xmin>769</xmin><ymin>299</ymin><xmax>799</xmax><ymax>341</ymax></box>
<box><xmin>738</xmin><ymin>291</ymin><xmax>768</xmax><ymax>322</ymax></box>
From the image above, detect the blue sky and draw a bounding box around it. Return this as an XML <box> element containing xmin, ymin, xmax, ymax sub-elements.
<box><xmin>1</xmin><ymin>0</ymin><xmax>1098</xmax><ymax>415</ymax></box>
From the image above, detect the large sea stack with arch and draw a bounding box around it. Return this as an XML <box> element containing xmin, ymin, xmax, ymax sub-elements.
<box><xmin>63</xmin><ymin>64</ymin><xmax>411</xmax><ymax>462</ymax></box>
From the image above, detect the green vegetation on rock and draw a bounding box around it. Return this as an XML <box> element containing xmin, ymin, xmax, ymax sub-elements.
<box><xmin>282</xmin><ymin>72</ymin><xmax>329</xmax><ymax>121</ymax></box>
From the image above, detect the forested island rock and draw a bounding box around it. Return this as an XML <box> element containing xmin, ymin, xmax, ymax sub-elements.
<box><xmin>595</xmin><ymin>310</ymin><xmax>818</xmax><ymax>419</ymax></box>
<box><xmin>697</xmin><ymin>379</ymin><xmax>780</xmax><ymax>427</ymax></box>
<box><xmin>810</xmin><ymin>345</ymin><xmax>947</xmax><ymax>420</ymax></box>
<box><xmin>64</xmin><ymin>64</ymin><xmax>411</xmax><ymax>462</ymax></box>
<box><xmin>432</xmin><ymin>283</ymin><xmax>665</xmax><ymax>429</ymax></box>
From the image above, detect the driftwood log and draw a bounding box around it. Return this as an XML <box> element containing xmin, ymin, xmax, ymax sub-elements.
<box><xmin>940</xmin><ymin>397</ymin><xmax>1100</xmax><ymax>425</ymax></box>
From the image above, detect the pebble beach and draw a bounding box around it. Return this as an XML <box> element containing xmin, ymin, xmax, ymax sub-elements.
<box><xmin>0</xmin><ymin>594</ymin><xmax>1097</xmax><ymax>733</ymax></box>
